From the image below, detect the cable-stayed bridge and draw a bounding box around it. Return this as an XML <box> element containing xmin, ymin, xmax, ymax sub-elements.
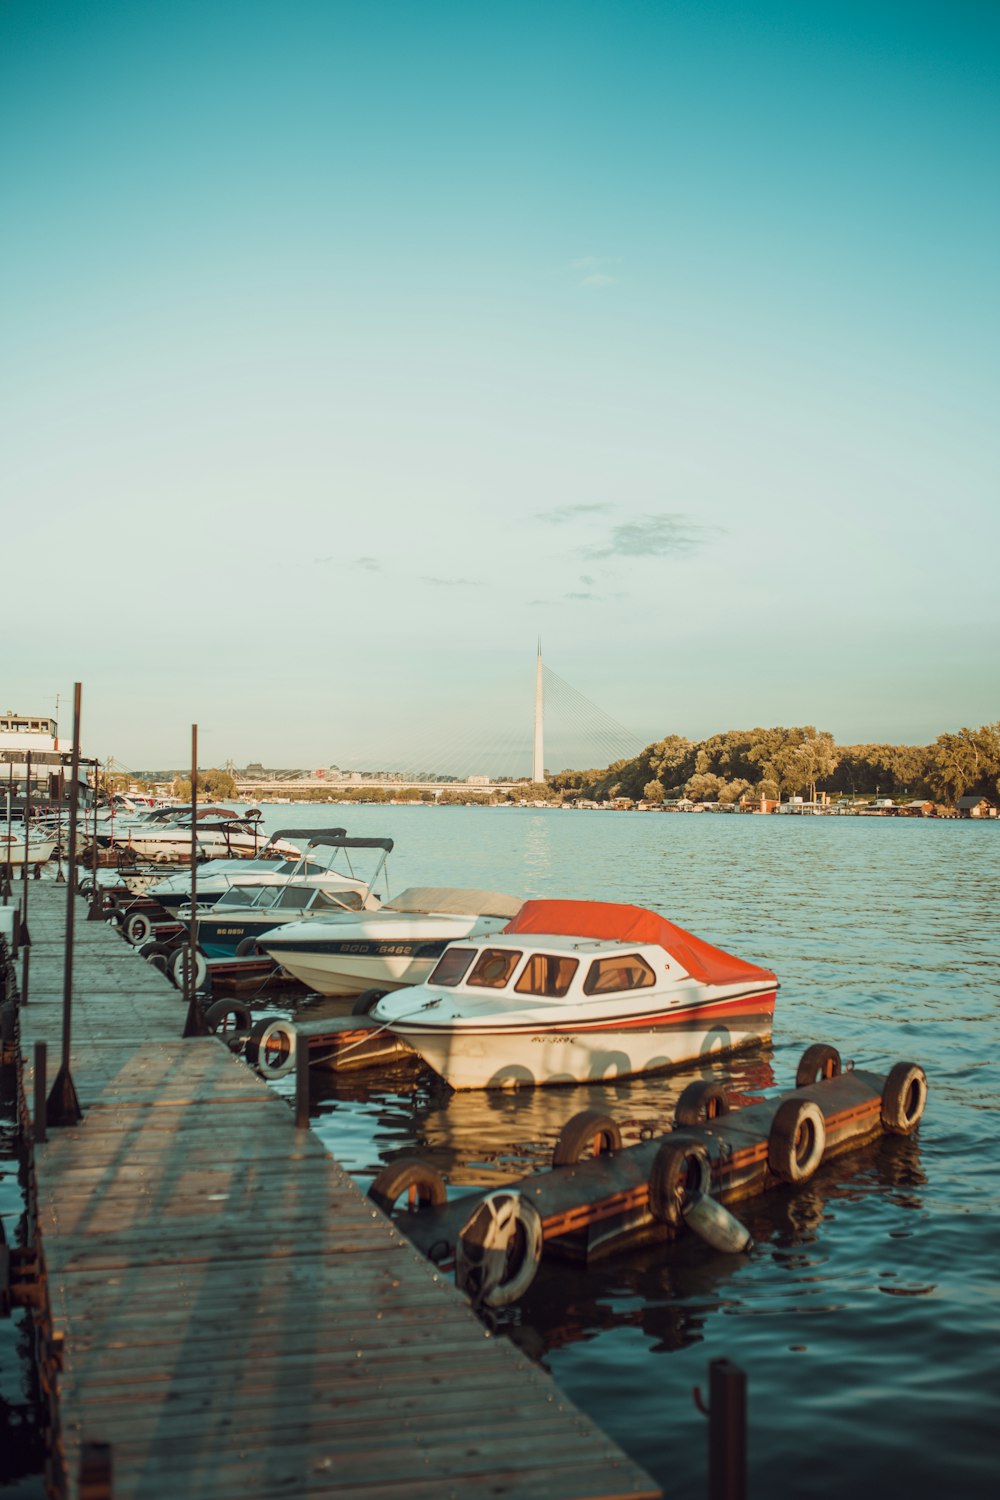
<box><xmin>254</xmin><ymin>648</ymin><xmax>646</xmax><ymax>789</ymax></box>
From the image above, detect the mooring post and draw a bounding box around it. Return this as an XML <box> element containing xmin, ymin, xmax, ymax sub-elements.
<box><xmin>295</xmin><ymin>1036</ymin><xmax>310</xmax><ymax>1129</ymax></box>
<box><xmin>46</xmin><ymin>682</ymin><xmax>83</xmax><ymax>1127</ymax></box>
<box><xmin>34</xmin><ymin>1040</ymin><xmax>47</xmax><ymax>1144</ymax></box>
<box><xmin>78</xmin><ymin>1439</ymin><xmax>113</xmax><ymax>1500</ymax></box>
<box><xmin>20</xmin><ymin>753</ymin><xmax>31</xmax><ymax>1003</ymax></box>
<box><xmin>182</xmin><ymin>724</ymin><xmax>210</xmax><ymax>1038</ymax></box>
<box><xmin>706</xmin><ymin>1358</ymin><xmax>746</xmax><ymax>1500</ymax></box>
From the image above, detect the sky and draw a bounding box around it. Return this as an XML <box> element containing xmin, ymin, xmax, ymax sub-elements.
<box><xmin>2</xmin><ymin>0</ymin><xmax>997</xmax><ymax>775</ymax></box>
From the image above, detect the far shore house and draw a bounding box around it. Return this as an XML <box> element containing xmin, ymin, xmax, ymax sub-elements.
<box><xmin>955</xmin><ymin>795</ymin><xmax>996</xmax><ymax>818</ymax></box>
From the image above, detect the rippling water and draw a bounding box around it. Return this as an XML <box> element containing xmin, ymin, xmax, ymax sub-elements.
<box><xmin>261</xmin><ymin>804</ymin><xmax>1000</xmax><ymax>1499</ymax></box>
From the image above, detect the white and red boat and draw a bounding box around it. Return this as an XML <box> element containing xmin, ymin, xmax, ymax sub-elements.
<box><xmin>371</xmin><ymin>899</ymin><xmax>777</xmax><ymax>1090</ymax></box>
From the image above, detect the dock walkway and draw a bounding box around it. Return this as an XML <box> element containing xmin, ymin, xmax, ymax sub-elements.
<box><xmin>10</xmin><ymin>882</ymin><xmax>660</xmax><ymax>1500</ymax></box>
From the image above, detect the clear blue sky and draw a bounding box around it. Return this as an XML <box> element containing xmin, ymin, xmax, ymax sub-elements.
<box><xmin>3</xmin><ymin>0</ymin><xmax>997</xmax><ymax>773</ymax></box>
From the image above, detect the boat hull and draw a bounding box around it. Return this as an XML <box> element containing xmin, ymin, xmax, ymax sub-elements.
<box><xmin>388</xmin><ymin>990</ymin><xmax>776</xmax><ymax>1090</ymax></box>
<box><xmin>259</xmin><ymin>944</ymin><xmax>448</xmax><ymax>996</ymax></box>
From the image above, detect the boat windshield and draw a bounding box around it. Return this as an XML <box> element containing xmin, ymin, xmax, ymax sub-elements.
<box><xmin>582</xmin><ymin>954</ymin><xmax>657</xmax><ymax>995</ymax></box>
<box><xmin>467</xmin><ymin>948</ymin><xmax>523</xmax><ymax>990</ymax></box>
<box><xmin>428</xmin><ymin>947</ymin><xmax>477</xmax><ymax>986</ymax></box>
<box><xmin>514</xmin><ymin>953</ymin><xmax>579</xmax><ymax>998</ymax></box>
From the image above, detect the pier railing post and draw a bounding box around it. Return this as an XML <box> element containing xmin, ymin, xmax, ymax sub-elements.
<box><xmin>295</xmin><ymin>1035</ymin><xmax>310</xmax><ymax>1129</ymax></box>
<box><xmin>34</xmin><ymin>1040</ymin><xmax>47</xmax><ymax>1144</ymax></box>
<box><xmin>46</xmin><ymin>682</ymin><xmax>83</xmax><ymax>1127</ymax></box>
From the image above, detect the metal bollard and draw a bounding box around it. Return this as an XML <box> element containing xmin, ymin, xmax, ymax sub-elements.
<box><xmin>295</xmin><ymin>1035</ymin><xmax>310</xmax><ymax>1129</ymax></box>
<box><xmin>34</xmin><ymin>1040</ymin><xmax>47</xmax><ymax>1144</ymax></box>
<box><xmin>694</xmin><ymin>1357</ymin><xmax>747</xmax><ymax>1500</ymax></box>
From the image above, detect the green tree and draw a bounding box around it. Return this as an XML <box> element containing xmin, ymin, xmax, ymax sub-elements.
<box><xmin>643</xmin><ymin>779</ymin><xmax>665</xmax><ymax>803</ymax></box>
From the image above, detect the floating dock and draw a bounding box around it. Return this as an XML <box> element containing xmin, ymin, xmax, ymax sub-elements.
<box><xmin>3</xmin><ymin>883</ymin><xmax>661</xmax><ymax>1500</ymax></box>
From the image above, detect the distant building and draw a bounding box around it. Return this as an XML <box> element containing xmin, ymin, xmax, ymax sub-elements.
<box><xmin>956</xmin><ymin>795</ymin><xmax>995</xmax><ymax>818</ymax></box>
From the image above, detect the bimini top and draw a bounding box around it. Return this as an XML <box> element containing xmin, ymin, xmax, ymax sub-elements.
<box><xmin>503</xmin><ymin>900</ymin><xmax>777</xmax><ymax>988</ymax></box>
<box><xmin>384</xmin><ymin>887</ymin><xmax>523</xmax><ymax>918</ymax></box>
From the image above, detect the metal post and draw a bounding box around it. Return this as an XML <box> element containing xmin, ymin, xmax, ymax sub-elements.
<box><xmin>20</xmin><ymin>753</ymin><xmax>31</xmax><ymax>1002</ymax></box>
<box><xmin>295</xmin><ymin>1037</ymin><xmax>310</xmax><ymax>1129</ymax></box>
<box><xmin>707</xmin><ymin>1358</ymin><xmax>746</xmax><ymax>1500</ymax></box>
<box><xmin>3</xmin><ymin>762</ymin><xmax>12</xmax><ymax>902</ymax></box>
<box><xmin>182</xmin><ymin>725</ymin><xmax>209</xmax><ymax>1037</ymax></box>
<box><xmin>34</xmin><ymin>1040</ymin><xmax>47</xmax><ymax>1144</ymax></box>
<box><xmin>46</xmin><ymin>683</ymin><xmax>83</xmax><ymax>1126</ymax></box>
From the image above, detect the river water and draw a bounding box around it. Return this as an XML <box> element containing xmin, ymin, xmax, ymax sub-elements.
<box><xmin>258</xmin><ymin>803</ymin><xmax>1000</xmax><ymax>1500</ymax></box>
<box><xmin>2</xmin><ymin>804</ymin><xmax>997</xmax><ymax>1497</ymax></box>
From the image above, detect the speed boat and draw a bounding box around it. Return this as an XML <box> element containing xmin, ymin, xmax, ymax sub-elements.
<box><xmin>370</xmin><ymin>899</ymin><xmax>778</xmax><ymax>1090</ymax></box>
<box><xmin>259</xmin><ymin>887</ymin><xmax>524</xmax><ymax>1000</ymax></box>
<box><xmin>147</xmin><ymin>827</ymin><xmax>347</xmax><ymax>919</ymax></box>
<box><xmin>1</xmin><ymin>828</ymin><xmax>57</xmax><ymax>868</ymax></box>
<box><xmin>114</xmin><ymin>808</ymin><xmax>292</xmax><ymax>862</ymax></box>
<box><xmin>182</xmin><ymin>835</ymin><xmax>391</xmax><ymax>958</ymax></box>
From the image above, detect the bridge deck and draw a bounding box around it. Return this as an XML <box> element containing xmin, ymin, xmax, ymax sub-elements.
<box><xmin>12</xmin><ymin>882</ymin><xmax>660</xmax><ymax>1500</ymax></box>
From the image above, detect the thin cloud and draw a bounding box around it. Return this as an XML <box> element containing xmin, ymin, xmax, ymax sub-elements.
<box><xmin>421</xmin><ymin>575</ymin><xmax>480</xmax><ymax>587</ymax></box>
<box><xmin>579</xmin><ymin>574</ymin><xmax>596</xmax><ymax>586</ymax></box>
<box><xmin>586</xmin><ymin>512</ymin><xmax>721</xmax><ymax>559</ymax></box>
<box><xmin>357</xmin><ymin>556</ymin><xmax>381</xmax><ymax>571</ymax></box>
<box><xmin>566</xmin><ymin>591</ymin><xmax>599</xmax><ymax>601</ymax></box>
<box><xmin>569</xmin><ymin>255</ymin><xmax>620</xmax><ymax>288</ymax></box>
<box><xmin>538</xmin><ymin>502</ymin><xmax>613</xmax><ymax>525</ymax></box>
<box><xmin>314</xmin><ymin>555</ymin><xmax>333</xmax><ymax>564</ymax></box>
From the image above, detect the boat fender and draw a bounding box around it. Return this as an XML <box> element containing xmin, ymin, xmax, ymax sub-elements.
<box><xmin>674</xmin><ymin>1081</ymin><xmax>730</xmax><ymax>1128</ymax></box>
<box><xmin>168</xmin><ymin>945</ymin><xmax>208</xmax><ymax>993</ymax></box>
<box><xmin>551</xmin><ymin>1110</ymin><xmax>622</xmax><ymax>1167</ymax></box>
<box><xmin>455</xmin><ymin>1190</ymin><xmax>543</xmax><ymax>1309</ymax></box>
<box><xmin>795</xmin><ymin>1043</ymin><xmax>842</xmax><ymax>1088</ymax></box>
<box><xmin>124</xmin><ymin>910</ymin><xmax>155</xmax><ymax>946</ymax></box>
<box><xmin>648</xmin><ymin>1140</ymin><xmax>712</xmax><ymax>1225</ymax></box>
<box><xmin>352</xmin><ymin>989</ymin><xmax>388</xmax><ymax>1017</ymax></box>
<box><xmin>880</xmin><ymin>1062</ymin><xmax>927</xmax><ymax>1135</ymax></box>
<box><xmin>104</xmin><ymin>905</ymin><xmax>126</xmax><ymax>929</ymax></box>
<box><xmin>368</xmin><ymin>1160</ymin><xmax>448</xmax><ymax>1217</ymax></box>
<box><xmin>244</xmin><ymin>1017</ymin><xmax>297</xmax><ymax>1077</ymax></box>
<box><xmin>202</xmin><ymin>999</ymin><xmax>253</xmax><ymax>1040</ymax></box>
<box><xmin>768</xmin><ymin>1098</ymin><xmax>826</xmax><ymax>1183</ymax></box>
<box><xmin>682</xmin><ymin>1191</ymin><xmax>753</xmax><ymax>1254</ymax></box>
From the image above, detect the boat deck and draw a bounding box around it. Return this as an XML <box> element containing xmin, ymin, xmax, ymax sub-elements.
<box><xmin>9</xmin><ymin>882</ymin><xmax>660</xmax><ymax>1500</ymax></box>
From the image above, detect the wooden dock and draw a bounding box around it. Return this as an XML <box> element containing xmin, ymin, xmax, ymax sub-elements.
<box><xmin>7</xmin><ymin>883</ymin><xmax>661</xmax><ymax>1500</ymax></box>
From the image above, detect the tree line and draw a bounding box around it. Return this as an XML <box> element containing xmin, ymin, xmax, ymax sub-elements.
<box><xmin>548</xmin><ymin>722</ymin><xmax>1000</xmax><ymax>807</ymax></box>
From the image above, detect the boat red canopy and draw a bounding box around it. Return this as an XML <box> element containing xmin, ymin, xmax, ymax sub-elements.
<box><xmin>503</xmin><ymin>900</ymin><xmax>777</xmax><ymax>989</ymax></box>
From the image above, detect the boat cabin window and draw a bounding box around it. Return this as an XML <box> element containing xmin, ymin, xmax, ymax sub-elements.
<box><xmin>429</xmin><ymin>947</ymin><xmax>477</xmax><ymax>986</ymax></box>
<box><xmin>467</xmin><ymin>947</ymin><xmax>523</xmax><ymax>989</ymax></box>
<box><xmin>583</xmin><ymin>954</ymin><xmax>657</xmax><ymax>995</ymax></box>
<box><xmin>514</xmin><ymin>954</ymin><xmax>579</xmax><ymax>998</ymax></box>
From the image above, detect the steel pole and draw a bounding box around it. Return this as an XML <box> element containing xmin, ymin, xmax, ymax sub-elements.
<box><xmin>47</xmin><ymin>683</ymin><xmax>82</xmax><ymax>1125</ymax></box>
<box><xmin>182</xmin><ymin>724</ymin><xmax>208</xmax><ymax>1036</ymax></box>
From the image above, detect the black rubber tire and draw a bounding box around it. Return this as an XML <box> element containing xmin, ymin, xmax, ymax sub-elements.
<box><xmin>139</xmin><ymin>940</ymin><xmax>172</xmax><ymax>961</ymax></box>
<box><xmin>235</xmin><ymin>936</ymin><xmax>260</xmax><ymax>957</ymax></box>
<box><xmin>351</xmin><ymin>989</ymin><xmax>388</xmax><ymax>1016</ymax></box>
<box><xmin>203</xmin><ymin>999</ymin><xmax>253</xmax><ymax>1039</ymax></box>
<box><xmin>125</xmin><ymin>910</ymin><xmax>155</xmax><ymax>946</ymax></box>
<box><xmin>648</xmin><ymin>1140</ymin><xmax>713</xmax><ymax>1225</ymax></box>
<box><xmin>168</xmin><ymin>945</ymin><xmax>208</xmax><ymax>992</ymax></box>
<box><xmin>551</xmin><ymin>1110</ymin><xmax>622</xmax><ymax>1167</ymax></box>
<box><xmin>674</xmin><ymin>1081</ymin><xmax>731</xmax><ymax>1127</ymax></box>
<box><xmin>149</xmin><ymin>953</ymin><xmax>169</xmax><ymax>975</ymax></box>
<box><xmin>244</xmin><ymin>1017</ymin><xmax>297</xmax><ymax>1076</ymax></box>
<box><xmin>880</xmin><ymin>1062</ymin><xmax>927</xmax><ymax>1135</ymax></box>
<box><xmin>795</xmin><ymin>1043</ymin><xmax>842</xmax><ymax>1088</ymax></box>
<box><xmin>104</xmin><ymin>905</ymin><xmax>126</xmax><ymax>929</ymax></box>
<box><xmin>368</xmin><ymin>1160</ymin><xmax>448</xmax><ymax>1216</ymax></box>
<box><xmin>768</xmin><ymin>1098</ymin><xmax>827</xmax><ymax>1183</ymax></box>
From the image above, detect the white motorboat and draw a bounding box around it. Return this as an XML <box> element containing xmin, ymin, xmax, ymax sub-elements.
<box><xmin>183</xmin><ymin>835</ymin><xmax>392</xmax><ymax>957</ymax></box>
<box><xmin>371</xmin><ymin>898</ymin><xmax>778</xmax><ymax>1090</ymax></box>
<box><xmin>1</xmin><ymin>829</ymin><xmax>57</xmax><ymax>867</ymax></box>
<box><xmin>116</xmin><ymin>809</ymin><xmax>294</xmax><ymax>863</ymax></box>
<box><xmin>259</xmin><ymin>887</ymin><xmax>524</xmax><ymax>1000</ymax></box>
<box><xmin>147</xmin><ymin>827</ymin><xmax>347</xmax><ymax>919</ymax></box>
